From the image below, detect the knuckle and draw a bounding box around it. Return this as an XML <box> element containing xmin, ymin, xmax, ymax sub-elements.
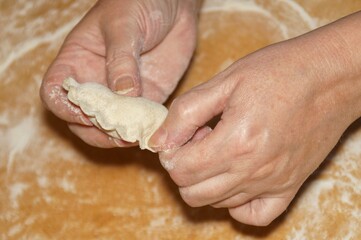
<box><xmin>251</xmin><ymin>212</ymin><xmax>276</xmax><ymax>227</ymax></box>
<box><xmin>170</xmin><ymin>94</ymin><xmax>196</xmax><ymax>121</ymax></box>
<box><xmin>179</xmin><ymin>183</ymin><xmax>222</xmax><ymax>208</ymax></box>
<box><xmin>107</xmin><ymin>49</ymin><xmax>134</xmax><ymax>68</ymax></box>
<box><xmin>179</xmin><ymin>187</ymin><xmax>203</xmax><ymax>207</ymax></box>
<box><xmin>168</xmin><ymin>170</ymin><xmax>190</xmax><ymax>187</ymax></box>
<box><xmin>106</xmin><ymin>49</ymin><xmax>139</xmax><ymax>85</ymax></box>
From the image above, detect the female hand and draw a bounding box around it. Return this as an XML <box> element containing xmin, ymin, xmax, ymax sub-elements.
<box><xmin>150</xmin><ymin>12</ymin><xmax>361</xmax><ymax>226</ymax></box>
<box><xmin>40</xmin><ymin>0</ymin><xmax>199</xmax><ymax>148</ymax></box>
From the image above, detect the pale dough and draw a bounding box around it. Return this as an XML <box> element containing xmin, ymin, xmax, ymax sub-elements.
<box><xmin>62</xmin><ymin>77</ymin><xmax>168</xmax><ymax>152</ymax></box>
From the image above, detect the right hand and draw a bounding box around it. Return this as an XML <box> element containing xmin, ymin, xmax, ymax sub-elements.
<box><xmin>149</xmin><ymin>11</ymin><xmax>361</xmax><ymax>225</ymax></box>
<box><xmin>40</xmin><ymin>0</ymin><xmax>199</xmax><ymax>148</ymax></box>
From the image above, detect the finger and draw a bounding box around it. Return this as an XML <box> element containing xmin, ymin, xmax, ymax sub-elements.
<box><xmin>178</xmin><ymin>172</ymin><xmax>241</xmax><ymax>207</ymax></box>
<box><xmin>68</xmin><ymin>123</ymin><xmax>137</xmax><ymax>148</ymax></box>
<box><xmin>140</xmin><ymin>16</ymin><xmax>197</xmax><ymax>103</ymax></box>
<box><xmin>158</xmin><ymin>122</ymin><xmax>231</xmax><ymax>186</ymax></box>
<box><xmin>40</xmin><ymin>19</ymin><xmax>108</xmax><ymax>125</ymax></box>
<box><xmin>211</xmin><ymin>192</ymin><xmax>253</xmax><ymax>209</ymax></box>
<box><xmin>149</xmin><ymin>74</ymin><xmax>237</xmax><ymax>151</ymax></box>
<box><xmin>158</xmin><ymin>126</ymin><xmax>212</xmax><ymax>171</ymax></box>
<box><xmin>228</xmin><ymin>196</ymin><xmax>293</xmax><ymax>226</ymax></box>
<box><xmin>102</xmin><ymin>18</ymin><xmax>142</xmax><ymax>95</ymax></box>
<box><xmin>40</xmin><ymin>63</ymin><xmax>93</xmax><ymax>126</ymax></box>
<box><xmin>189</xmin><ymin>126</ymin><xmax>213</xmax><ymax>142</ymax></box>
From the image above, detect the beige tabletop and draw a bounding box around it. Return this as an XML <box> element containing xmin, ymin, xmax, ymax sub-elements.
<box><xmin>1</xmin><ymin>0</ymin><xmax>361</xmax><ymax>239</ymax></box>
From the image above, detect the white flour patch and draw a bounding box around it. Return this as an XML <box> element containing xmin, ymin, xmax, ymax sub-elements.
<box><xmin>58</xmin><ymin>177</ymin><xmax>76</xmax><ymax>193</ymax></box>
<box><xmin>0</xmin><ymin>16</ymin><xmax>83</xmax><ymax>78</ymax></box>
<box><xmin>9</xmin><ymin>182</ymin><xmax>29</xmax><ymax>209</ymax></box>
<box><xmin>201</xmin><ymin>0</ymin><xmax>318</xmax><ymax>39</ymax></box>
<box><xmin>277</xmin><ymin>0</ymin><xmax>317</xmax><ymax>29</ymax></box>
<box><xmin>37</xmin><ymin>175</ymin><xmax>49</xmax><ymax>188</ymax></box>
<box><xmin>160</xmin><ymin>159</ymin><xmax>175</xmax><ymax>171</ymax></box>
<box><xmin>0</xmin><ymin>112</ymin><xmax>10</xmax><ymax>125</ymax></box>
<box><xmin>3</xmin><ymin>114</ymin><xmax>37</xmax><ymax>173</ymax></box>
<box><xmin>8</xmin><ymin>223</ymin><xmax>23</xmax><ymax>237</ymax></box>
<box><xmin>24</xmin><ymin>215</ymin><xmax>37</xmax><ymax>225</ymax></box>
<box><xmin>171</xmin><ymin>216</ymin><xmax>183</xmax><ymax>227</ymax></box>
<box><xmin>150</xmin><ymin>185</ymin><xmax>161</xmax><ymax>203</ymax></box>
<box><xmin>300</xmin><ymin>178</ymin><xmax>335</xmax><ymax>209</ymax></box>
<box><xmin>149</xmin><ymin>215</ymin><xmax>167</xmax><ymax>228</ymax></box>
<box><xmin>202</xmin><ymin>0</ymin><xmax>289</xmax><ymax>38</ymax></box>
<box><xmin>286</xmin><ymin>225</ymin><xmax>307</xmax><ymax>240</ymax></box>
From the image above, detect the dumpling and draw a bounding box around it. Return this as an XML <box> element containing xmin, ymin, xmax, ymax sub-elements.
<box><xmin>62</xmin><ymin>77</ymin><xmax>168</xmax><ymax>152</ymax></box>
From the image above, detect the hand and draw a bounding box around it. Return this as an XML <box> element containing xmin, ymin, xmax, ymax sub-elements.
<box><xmin>40</xmin><ymin>0</ymin><xmax>199</xmax><ymax>148</ymax></box>
<box><xmin>150</xmin><ymin>14</ymin><xmax>361</xmax><ymax>226</ymax></box>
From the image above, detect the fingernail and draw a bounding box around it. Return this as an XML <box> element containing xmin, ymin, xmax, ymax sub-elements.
<box><xmin>149</xmin><ymin>126</ymin><xmax>168</xmax><ymax>151</ymax></box>
<box><xmin>112</xmin><ymin>138</ymin><xmax>124</xmax><ymax>148</ymax></box>
<box><xmin>79</xmin><ymin>116</ymin><xmax>93</xmax><ymax>126</ymax></box>
<box><xmin>115</xmin><ymin>76</ymin><xmax>134</xmax><ymax>94</ymax></box>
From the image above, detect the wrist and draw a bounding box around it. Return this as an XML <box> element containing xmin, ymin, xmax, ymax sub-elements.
<box><xmin>290</xmin><ymin>12</ymin><xmax>361</xmax><ymax>124</ymax></box>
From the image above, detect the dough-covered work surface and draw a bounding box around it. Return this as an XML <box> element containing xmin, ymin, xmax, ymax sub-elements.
<box><xmin>1</xmin><ymin>0</ymin><xmax>361</xmax><ymax>239</ymax></box>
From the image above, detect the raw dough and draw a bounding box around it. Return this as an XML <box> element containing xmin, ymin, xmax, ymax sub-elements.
<box><xmin>62</xmin><ymin>77</ymin><xmax>168</xmax><ymax>152</ymax></box>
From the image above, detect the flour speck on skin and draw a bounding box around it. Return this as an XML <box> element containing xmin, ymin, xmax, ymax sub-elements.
<box><xmin>49</xmin><ymin>85</ymin><xmax>81</xmax><ymax>114</ymax></box>
<box><xmin>160</xmin><ymin>159</ymin><xmax>175</xmax><ymax>171</ymax></box>
<box><xmin>150</xmin><ymin>10</ymin><xmax>163</xmax><ymax>21</ymax></box>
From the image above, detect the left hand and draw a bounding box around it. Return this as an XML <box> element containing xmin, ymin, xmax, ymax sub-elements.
<box><xmin>40</xmin><ymin>0</ymin><xmax>199</xmax><ymax>148</ymax></box>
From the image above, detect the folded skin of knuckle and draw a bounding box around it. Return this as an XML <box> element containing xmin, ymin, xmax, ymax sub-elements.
<box><xmin>231</xmin><ymin>212</ymin><xmax>273</xmax><ymax>227</ymax></box>
<box><xmin>179</xmin><ymin>181</ymin><xmax>226</xmax><ymax>207</ymax></box>
<box><xmin>170</xmin><ymin>95</ymin><xmax>196</xmax><ymax>122</ymax></box>
<box><xmin>169</xmin><ymin>170</ymin><xmax>192</xmax><ymax>187</ymax></box>
<box><xmin>107</xmin><ymin>49</ymin><xmax>135</xmax><ymax>70</ymax></box>
<box><xmin>229</xmin><ymin>198</ymin><xmax>286</xmax><ymax>226</ymax></box>
<box><xmin>228</xmin><ymin>207</ymin><xmax>272</xmax><ymax>227</ymax></box>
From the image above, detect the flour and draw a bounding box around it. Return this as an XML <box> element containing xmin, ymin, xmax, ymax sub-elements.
<box><xmin>0</xmin><ymin>16</ymin><xmax>82</xmax><ymax>79</ymax></box>
<box><xmin>201</xmin><ymin>0</ymin><xmax>318</xmax><ymax>39</ymax></box>
<box><xmin>63</xmin><ymin>77</ymin><xmax>168</xmax><ymax>152</ymax></box>
<box><xmin>58</xmin><ymin>177</ymin><xmax>76</xmax><ymax>193</ymax></box>
<box><xmin>3</xmin><ymin>115</ymin><xmax>37</xmax><ymax>173</ymax></box>
<box><xmin>49</xmin><ymin>85</ymin><xmax>81</xmax><ymax>114</ymax></box>
<box><xmin>0</xmin><ymin>112</ymin><xmax>9</xmax><ymax>125</ymax></box>
<box><xmin>9</xmin><ymin>182</ymin><xmax>29</xmax><ymax>209</ymax></box>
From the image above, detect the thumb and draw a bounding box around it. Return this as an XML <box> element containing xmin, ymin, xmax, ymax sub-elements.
<box><xmin>104</xmin><ymin>22</ymin><xmax>142</xmax><ymax>95</ymax></box>
<box><xmin>228</xmin><ymin>196</ymin><xmax>293</xmax><ymax>226</ymax></box>
<box><xmin>149</xmin><ymin>76</ymin><xmax>236</xmax><ymax>151</ymax></box>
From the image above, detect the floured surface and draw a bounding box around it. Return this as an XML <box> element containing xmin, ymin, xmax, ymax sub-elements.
<box><xmin>1</xmin><ymin>0</ymin><xmax>361</xmax><ymax>239</ymax></box>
